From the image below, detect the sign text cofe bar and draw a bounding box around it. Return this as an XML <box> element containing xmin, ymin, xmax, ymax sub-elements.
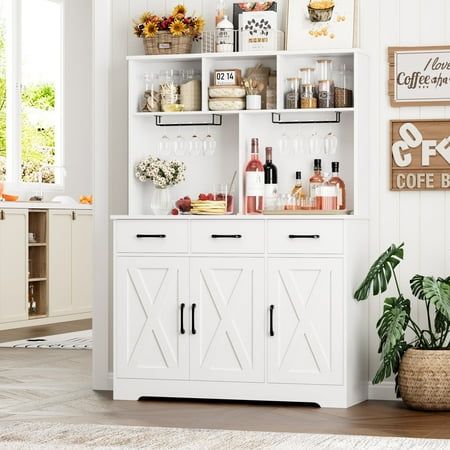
<box><xmin>391</xmin><ymin>120</ymin><xmax>450</xmax><ymax>191</ymax></box>
<box><xmin>388</xmin><ymin>46</ymin><xmax>450</xmax><ymax>107</ymax></box>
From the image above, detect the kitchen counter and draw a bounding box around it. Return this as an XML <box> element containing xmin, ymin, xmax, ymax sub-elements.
<box><xmin>0</xmin><ymin>201</ymin><xmax>93</xmax><ymax>210</ymax></box>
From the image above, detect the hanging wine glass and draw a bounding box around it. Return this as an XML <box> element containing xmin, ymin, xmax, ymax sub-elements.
<box><xmin>309</xmin><ymin>132</ymin><xmax>321</xmax><ymax>157</ymax></box>
<box><xmin>292</xmin><ymin>129</ymin><xmax>305</xmax><ymax>156</ymax></box>
<box><xmin>189</xmin><ymin>130</ymin><xmax>202</xmax><ymax>157</ymax></box>
<box><xmin>159</xmin><ymin>133</ymin><xmax>171</xmax><ymax>157</ymax></box>
<box><xmin>324</xmin><ymin>132</ymin><xmax>338</xmax><ymax>156</ymax></box>
<box><xmin>173</xmin><ymin>127</ymin><xmax>186</xmax><ymax>157</ymax></box>
<box><xmin>279</xmin><ymin>128</ymin><xmax>290</xmax><ymax>157</ymax></box>
<box><xmin>203</xmin><ymin>127</ymin><xmax>217</xmax><ymax>156</ymax></box>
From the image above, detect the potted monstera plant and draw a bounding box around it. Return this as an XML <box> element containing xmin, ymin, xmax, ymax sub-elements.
<box><xmin>354</xmin><ymin>243</ymin><xmax>450</xmax><ymax>410</ymax></box>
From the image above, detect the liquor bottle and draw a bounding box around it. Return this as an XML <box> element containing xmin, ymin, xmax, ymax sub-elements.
<box><xmin>29</xmin><ymin>285</ymin><xmax>37</xmax><ymax>315</ymax></box>
<box><xmin>309</xmin><ymin>159</ymin><xmax>324</xmax><ymax>200</ymax></box>
<box><xmin>329</xmin><ymin>162</ymin><xmax>346</xmax><ymax>210</ymax></box>
<box><xmin>264</xmin><ymin>147</ymin><xmax>278</xmax><ymax>210</ymax></box>
<box><xmin>291</xmin><ymin>171</ymin><xmax>306</xmax><ymax>201</ymax></box>
<box><xmin>215</xmin><ymin>0</ymin><xmax>225</xmax><ymax>25</ymax></box>
<box><xmin>245</xmin><ymin>138</ymin><xmax>264</xmax><ymax>214</ymax></box>
<box><xmin>316</xmin><ymin>174</ymin><xmax>338</xmax><ymax>211</ymax></box>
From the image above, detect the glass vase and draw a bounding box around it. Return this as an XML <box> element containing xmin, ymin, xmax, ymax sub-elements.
<box><xmin>150</xmin><ymin>187</ymin><xmax>172</xmax><ymax>215</ymax></box>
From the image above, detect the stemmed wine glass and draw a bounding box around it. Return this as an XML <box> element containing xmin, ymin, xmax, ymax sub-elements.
<box><xmin>324</xmin><ymin>132</ymin><xmax>338</xmax><ymax>156</ymax></box>
<box><xmin>203</xmin><ymin>127</ymin><xmax>217</xmax><ymax>156</ymax></box>
<box><xmin>189</xmin><ymin>130</ymin><xmax>202</xmax><ymax>156</ymax></box>
<box><xmin>173</xmin><ymin>127</ymin><xmax>186</xmax><ymax>157</ymax></box>
<box><xmin>159</xmin><ymin>133</ymin><xmax>170</xmax><ymax>157</ymax></box>
<box><xmin>279</xmin><ymin>128</ymin><xmax>290</xmax><ymax>156</ymax></box>
<box><xmin>309</xmin><ymin>132</ymin><xmax>321</xmax><ymax>157</ymax></box>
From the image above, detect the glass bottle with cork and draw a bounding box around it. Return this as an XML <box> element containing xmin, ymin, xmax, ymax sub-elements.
<box><xmin>329</xmin><ymin>161</ymin><xmax>346</xmax><ymax>210</ymax></box>
<box><xmin>291</xmin><ymin>171</ymin><xmax>306</xmax><ymax>208</ymax></box>
<box><xmin>285</xmin><ymin>77</ymin><xmax>301</xmax><ymax>109</ymax></box>
<box><xmin>309</xmin><ymin>158</ymin><xmax>324</xmax><ymax>200</ymax></box>
<box><xmin>245</xmin><ymin>138</ymin><xmax>264</xmax><ymax>214</ymax></box>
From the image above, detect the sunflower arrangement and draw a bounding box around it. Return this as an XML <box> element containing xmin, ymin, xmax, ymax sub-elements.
<box><xmin>133</xmin><ymin>5</ymin><xmax>205</xmax><ymax>39</ymax></box>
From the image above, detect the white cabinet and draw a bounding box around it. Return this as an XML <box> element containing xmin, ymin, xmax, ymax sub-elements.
<box><xmin>190</xmin><ymin>257</ymin><xmax>264</xmax><ymax>382</ymax></box>
<box><xmin>267</xmin><ymin>258</ymin><xmax>344</xmax><ymax>385</ymax></box>
<box><xmin>113</xmin><ymin>218</ymin><xmax>369</xmax><ymax>407</ymax></box>
<box><xmin>0</xmin><ymin>209</ymin><xmax>28</xmax><ymax>323</ymax></box>
<box><xmin>115</xmin><ymin>257</ymin><xmax>189</xmax><ymax>380</ymax></box>
<box><xmin>49</xmin><ymin>210</ymin><xmax>93</xmax><ymax>317</ymax></box>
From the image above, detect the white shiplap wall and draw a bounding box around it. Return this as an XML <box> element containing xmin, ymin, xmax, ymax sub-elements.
<box><xmin>109</xmin><ymin>0</ymin><xmax>450</xmax><ymax>395</ymax></box>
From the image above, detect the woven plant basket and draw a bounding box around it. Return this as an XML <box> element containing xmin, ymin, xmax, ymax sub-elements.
<box><xmin>143</xmin><ymin>31</ymin><xmax>193</xmax><ymax>55</ymax></box>
<box><xmin>398</xmin><ymin>348</ymin><xmax>450</xmax><ymax>411</ymax></box>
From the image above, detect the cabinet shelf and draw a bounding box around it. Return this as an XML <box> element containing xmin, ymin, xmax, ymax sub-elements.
<box><xmin>28</xmin><ymin>314</ymin><xmax>48</xmax><ymax>320</ymax></box>
<box><xmin>28</xmin><ymin>243</ymin><xmax>47</xmax><ymax>247</ymax></box>
<box><xmin>28</xmin><ymin>277</ymin><xmax>47</xmax><ymax>282</ymax></box>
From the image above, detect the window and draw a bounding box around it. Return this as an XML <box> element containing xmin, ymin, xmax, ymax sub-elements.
<box><xmin>0</xmin><ymin>0</ymin><xmax>62</xmax><ymax>186</ymax></box>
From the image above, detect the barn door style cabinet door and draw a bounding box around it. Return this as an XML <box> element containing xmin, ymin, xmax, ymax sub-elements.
<box><xmin>49</xmin><ymin>210</ymin><xmax>93</xmax><ymax>317</ymax></box>
<box><xmin>0</xmin><ymin>209</ymin><xmax>28</xmax><ymax>323</ymax></box>
<box><xmin>115</xmin><ymin>257</ymin><xmax>189</xmax><ymax>380</ymax></box>
<box><xmin>267</xmin><ymin>258</ymin><xmax>344</xmax><ymax>385</ymax></box>
<box><xmin>189</xmin><ymin>257</ymin><xmax>265</xmax><ymax>383</ymax></box>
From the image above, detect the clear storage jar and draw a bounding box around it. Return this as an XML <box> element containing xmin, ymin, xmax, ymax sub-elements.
<box><xmin>334</xmin><ymin>64</ymin><xmax>354</xmax><ymax>108</ymax></box>
<box><xmin>285</xmin><ymin>77</ymin><xmax>300</xmax><ymax>109</ymax></box>
<box><xmin>140</xmin><ymin>73</ymin><xmax>160</xmax><ymax>112</ymax></box>
<box><xmin>299</xmin><ymin>68</ymin><xmax>317</xmax><ymax>109</ymax></box>
<box><xmin>180</xmin><ymin>69</ymin><xmax>201</xmax><ymax>111</ymax></box>
<box><xmin>160</xmin><ymin>69</ymin><xmax>182</xmax><ymax>112</ymax></box>
<box><xmin>317</xmin><ymin>59</ymin><xmax>335</xmax><ymax>108</ymax></box>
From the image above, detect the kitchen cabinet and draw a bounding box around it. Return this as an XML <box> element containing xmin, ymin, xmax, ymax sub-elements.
<box><xmin>49</xmin><ymin>210</ymin><xmax>93</xmax><ymax>317</ymax></box>
<box><xmin>267</xmin><ymin>258</ymin><xmax>344</xmax><ymax>385</ymax></box>
<box><xmin>113</xmin><ymin>218</ymin><xmax>369</xmax><ymax>408</ymax></box>
<box><xmin>0</xmin><ymin>209</ymin><xmax>28</xmax><ymax>323</ymax></box>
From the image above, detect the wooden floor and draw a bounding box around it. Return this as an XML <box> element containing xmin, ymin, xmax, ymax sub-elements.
<box><xmin>0</xmin><ymin>322</ymin><xmax>449</xmax><ymax>440</ymax></box>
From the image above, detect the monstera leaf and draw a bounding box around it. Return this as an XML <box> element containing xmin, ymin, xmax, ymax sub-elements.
<box><xmin>373</xmin><ymin>339</ymin><xmax>408</xmax><ymax>386</ymax></box>
<box><xmin>422</xmin><ymin>277</ymin><xmax>450</xmax><ymax>322</ymax></box>
<box><xmin>354</xmin><ymin>243</ymin><xmax>404</xmax><ymax>301</ymax></box>
<box><xmin>410</xmin><ymin>274</ymin><xmax>426</xmax><ymax>300</ymax></box>
<box><xmin>376</xmin><ymin>296</ymin><xmax>410</xmax><ymax>355</ymax></box>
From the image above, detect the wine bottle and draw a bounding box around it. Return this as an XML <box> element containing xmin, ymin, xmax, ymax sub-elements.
<box><xmin>264</xmin><ymin>147</ymin><xmax>278</xmax><ymax>210</ymax></box>
<box><xmin>309</xmin><ymin>159</ymin><xmax>324</xmax><ymax>200</ymax></box>
<box><xmin>245</xmin><ymin>138</ymin><xmax>264</xmax><ymax>214</ymax></box>
<box><xmin>329</xmin><ymin>162</ymin><xmax>346</xmax><ymax>210</ymax></box>
<box><xmin>291</xmin><ymin>171</ymin><xmax>306</xmax><ymax>206</ymax></box>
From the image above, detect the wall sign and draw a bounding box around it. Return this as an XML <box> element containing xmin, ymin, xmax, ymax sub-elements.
<box><xmin>391</xmin><ymin>119</ymin><xmax>450</xmax><ymax>191</ymax></box>
<box><xmin>388</xmin><ymin>46</ymin><xmax>450</xmax><ymax>107</ymax></box>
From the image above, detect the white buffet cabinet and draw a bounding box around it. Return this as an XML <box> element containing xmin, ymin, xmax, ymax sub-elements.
<box><xmin>0</xmin><ymin>204</ymin><xmax>93</xmax><ymax>330</ymax></box>
<box><xmin>113</xmin><ymin>49</ymin><xmax>370</xmax><ymax>407</ymax></box>
<box><xmin>113</xmin><ymin>216</ymin><xmax>369</xmax><ymax>408</ymax></box>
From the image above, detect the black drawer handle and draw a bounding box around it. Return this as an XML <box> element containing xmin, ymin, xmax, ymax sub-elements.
<box><xmin>180</xmin><ymin>303</ymin><xmax>185</xmax><ymax>335</ymax></box>
<box><xmin>211</xmin><ymin>234</ymin><xmax>242</xmax><ymax>239</ymax></box>
<box><xmin>191</xmin><ymin>303</ymin><xmax>197</xmax><ymax>335</ymax></box>
<box><xmin>136</xmin><ymin>234</ymin><xmax>166</xmax><ymax>239</ymax></box>
<box><xmin>269</xmin><ymin>305</ymin><xmax>275</xmax><ymax>337</ymax></box>
<box><xmin>289</xmin><ymin>235</ymin><xmax>320</xmax><ymax>239</ymax></box>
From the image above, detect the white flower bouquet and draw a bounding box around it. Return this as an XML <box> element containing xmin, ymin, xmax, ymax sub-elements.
<box><xmin>135</xmin><ymin>155</ymin><xmax>186</xmax><ymax>189</ymax></box>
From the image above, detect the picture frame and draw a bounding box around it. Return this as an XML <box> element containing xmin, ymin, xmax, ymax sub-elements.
<box><xmin>286</xmin><ymin>0</ymin><xmax>356</xmax><ymax>51</ymax></box>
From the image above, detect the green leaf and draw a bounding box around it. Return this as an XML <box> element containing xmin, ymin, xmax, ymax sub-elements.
<box><xmin>410</xmin><ymin>274</ymin><xmax>426</xmax><ymax>300</ymax></box>
<box><xmin>354</xmin><ymin>243</ymin><xmax>404</xmax><ymax>301</ymax></box>
<box><xmin>422</xmin><ymin>277</ymin><xmax>450</xmax><ymax>321</ymax></box>
<box><xmin>376</xmin><ymin>296</ymin><xmax>410</xmax><ymax>356</ymax></box>
<box><xmin>435</xmin><ymin>310</ymin><xmax>448</xmax><ymax>334</ymax></box>
<box><xmin>373</xmin><ymin>340</ymin><xmax>408</xmax><ymax>385</ymax></box>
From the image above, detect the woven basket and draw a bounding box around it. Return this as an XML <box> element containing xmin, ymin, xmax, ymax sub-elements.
<box><xmin>143</xmin><ymin>31</ymin><xmax>193</xmax><ymax>55</ymax></box>
<box><xmin>398</xmin><ymin>348</ymin><xmax>450</xmax><ymax>411</ymax></box>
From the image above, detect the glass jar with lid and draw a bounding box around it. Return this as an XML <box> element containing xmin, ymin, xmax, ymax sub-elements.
<box><xmin>159</xmin><ymin>69</ymin><xmax>182</xmax><ymax>112</ymax></box>
<box><xmin>299</xmin><ymin>67</ymin><xmax>317</xmax><ymax>109</ymax></box>
<box><xmin>180</xmin><ymin>69</ymin><xmax>201</xmax><ymax>111</ymax></box>
<box><xmin>284</xmin><ymin>77</ymin><xmax>301</xmax><ymax>109</ymax></box>
<box><xmin>317</xmin><ymin>59</ymin><xmax>335</xmax><ymax>108</ymax></box>
<box><xmin>139</xmin><ymin>73</ymin><xmax>160</xmax><ymax>112</ymax></box>
<box><xmin>334</xmin><ymin>64</ymin><xmax>353</xmax><ymax>108</ymax></box>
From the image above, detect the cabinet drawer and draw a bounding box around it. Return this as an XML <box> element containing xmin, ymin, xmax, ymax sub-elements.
<box><xmin>191</xmin><ymin>220</ymin><xmax>264</xmax><ymax>253</ymax></box>
<box><xmin>267</xmin><ymin>220</ymin><xmax>343</xmax><ymax>254</ymax></box>
<box><xmin>115</xmin><ymin>220</ymin><xmax>188</xmax><ymax>253</ymax></box>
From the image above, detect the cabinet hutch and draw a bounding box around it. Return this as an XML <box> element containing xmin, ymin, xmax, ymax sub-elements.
<box><xmin>113</xmin><ymin>49</ymin><xmax>370</xmax><ymax>408</ymax></box>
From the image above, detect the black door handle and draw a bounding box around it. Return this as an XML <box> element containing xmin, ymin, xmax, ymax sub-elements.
<box><xmin>191</xmin><ymin>303</ymin><xmax>197</xmax><ymax>335</ymax></box>
<box><xmin>211</xmin><ymin>234</ymin><xmax>242</xmax><ymax>239</ymax></box>
<box><xmin>289</xmin><ymin>234</ymin><xmax>320</xmax><ymax>239</ymax></box>
<box><xmin>180</xmin><ymin>303</ymin><xmax>185</xmax><ymax>335</ymax></box>
<box><xmin>269</xmin><ymin>305</ymin><xmax>275</xmax><ymax>337</ymax></box>
<box><xmin>136</xmin><ymin>234</ymin><xmax>166</xmax><ymax>238</ymax></box>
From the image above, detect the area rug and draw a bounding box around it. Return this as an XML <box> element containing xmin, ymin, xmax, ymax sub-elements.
<box><xmin>0</xmin><ymin>422</ymin><xmax>448</xmax><ymax>450</ymax></box>
<box><xmin>0</xmin><ymin>329</ymin><xmax>92</xmax><ymax>349</ymax></box>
